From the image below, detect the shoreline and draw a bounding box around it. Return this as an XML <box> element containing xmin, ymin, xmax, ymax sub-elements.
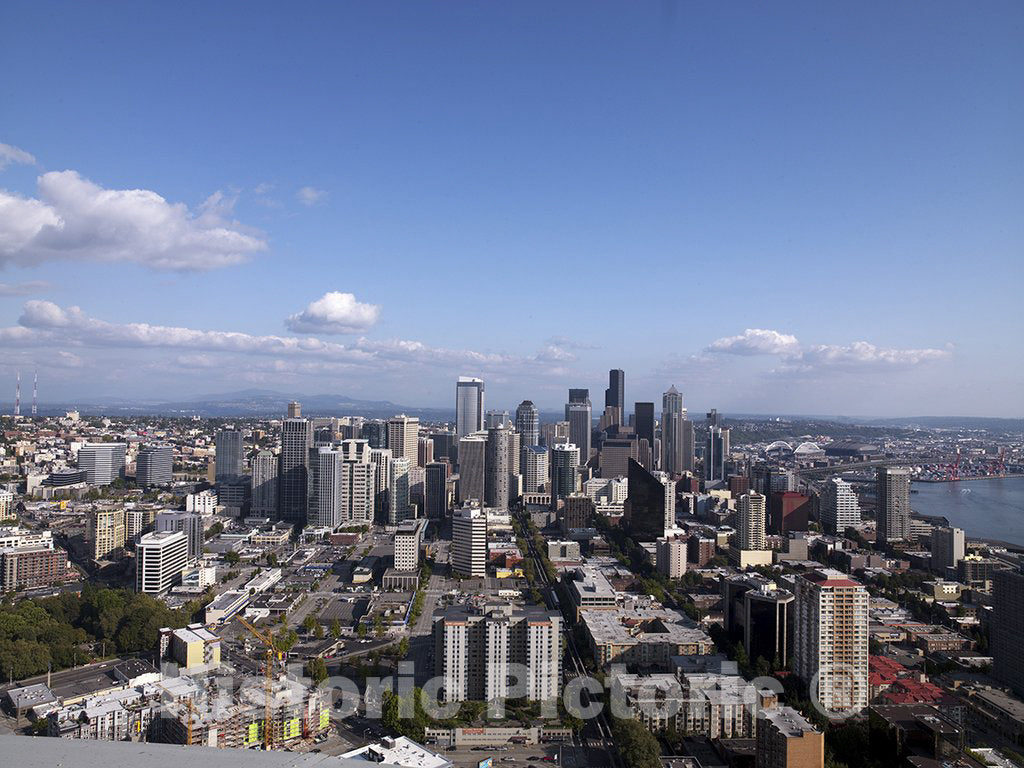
<box><xmin>914</xmin><ymin>474</ymin><xmax>1024</xmax><ymax>484</ymax></box>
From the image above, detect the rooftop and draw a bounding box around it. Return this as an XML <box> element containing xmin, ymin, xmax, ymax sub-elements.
<box><xmin>0</xmin><ymin>734</ymin><xmax>405</xmax><ymax>768</ymax></box>
<box><xmin>759</xmin><ymin>705</ymin><xmax>819</xmax><ymax>737</ymax></box>
<box><xmin>341</xmin><ymin>736</ymin><xmax>453</xmax><ymax>768</ymax></box>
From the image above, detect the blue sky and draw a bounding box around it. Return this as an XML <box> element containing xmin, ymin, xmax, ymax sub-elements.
<box><xmin>1</xmin><ymin>1</ymin><xmax>1021</xmax><ymax>416</ymax></box>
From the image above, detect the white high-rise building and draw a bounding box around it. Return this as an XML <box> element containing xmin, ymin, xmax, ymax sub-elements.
<box><xmin>340</xmin><ymin>439</ymin><xmax>374</xmax><ymax>525</ymax></box>
<box><xmin>652</xmin><ymin>470</ymin><xmax>677</xmax><ymax>533</ymax></box>
<box><xmin>308</xmin><ymin>446</ymin><xmax>345</xmax><ymax>529</ymax></box>
<box><xmin>387</xmin><ymin>415</ymin><xmax>420</xmax><ymax>462</ymax></box>
<box><xmin>0</xmin><ymin>490</ymin><xmax>13</xmax><ymax>519</ymax></box>
<box><xmin>433</xmin><ymin>603</ymin><xmax>561</xmax><ymax>703</ymax></box>
<box><xmin>136</xmin><ymin>530</ymin><xmax>188</xmax><ymax>595</ymax></box>
<box><xmin>737</xmin><ymin>492</ymin><xmax>767</xmax><ymax>551</ymax></box>
<box><xmin>931</xmin><ymin>526</ymin><xmax>966</xmax><ymax>574</ymax></box>
<box><xmin>394</xmin><ymin>519</ymin><xmax>426</xmax><ymax>572</ymax></box>
<box><xmin>370</xmin><ymin>447</ymin><xmax>392</xmax><ymax>521</ymax></box>
<box><xmin>793</xmin><ymin>569</ymin><xmax>869</xmax><ymax>715</ymax></box>
<box><xmin>186</xmin><ymin>489</ymin><xmax>218</xmax><ymax>516</ymax></box>
<box><xmin>456</xmin><ymin>377</ymin><xmax>485</xmax><ymax>438</ymax></box>
<box><xmin>452</xmin><ymin>504</ymin><xmax>487</xmax><ymax>577</ymax></box>
<box><xmin>388</xmin><ymin>457</ymin><xmax>411</xmax><ymax>525</ymax></box>
<box><xmin>523</xmin><ymin>446</ymin><xmax>549</xmax><ymax>494</ymax></box>
<box><xmin>656</xmin><ymin>535</ymin><xmax>687</xmax><ymax>578</ymax></box>
<box><xmin>819</xmin><ymin>477</ymin><xmax>861</xmax><ymax>534</ymax></box>
<box><xmin>77</xmin><ymin>443</ymin><xmax>127</xmax><ymax>486</ymax></box>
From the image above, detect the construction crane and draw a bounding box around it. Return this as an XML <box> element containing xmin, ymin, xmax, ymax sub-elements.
<box><xmin>237</xmin><ymin>615</ymin><xmax>282</xmax><ymax>751</ymax></box>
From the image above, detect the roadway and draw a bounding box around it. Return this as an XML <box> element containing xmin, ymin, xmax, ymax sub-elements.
<box><xmin>515</xmin><ymin>509</ymin><xmax>621</xmax><ymax>768</ymax></box>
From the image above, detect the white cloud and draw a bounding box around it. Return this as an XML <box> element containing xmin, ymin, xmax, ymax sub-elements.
<box><xmin>796</xmin><ymin>341</ymin><xmax>953</xmax><ymax>370</ymax></box>
<box><xmin>704</xmin><ymin>327</ymin><xmax>951</xmax><ymax>377</ymax></box>
<box><xmin>6</xmin><ymin>301</ymin><xmax>517</xmax><ymax>373</ymax></box>
<box><xmin>0</xmin><ymin>280</ymin><xmax>49</xmax><ymax>296</ymax></box>
<box><xmin>0</xmin><ymin>142</ymin><xmax>36</xmax><ymax>169</ymax></box>
<box><xmin>285</xmin><ymin>291</ymin><xmax>380</xmax><ymax>334</ymax></box>
<box><xmin>706</xmin><ymin>328</ymin><xmax>801</xmax><ymax>356</ymax></box>
<box><xmin>296</xmin><ymin>186</ymin><xmax>327</xmax><ymax>206</ymax></box>
<box><xmin>535</xmin><ymin>343</ymin><xmax>578</xmax><ymax>363</ymax></box>
<box><xmin>0</xmin><ymin>169</ymin><xmax>267</xmax><ymax>270</ymax></box>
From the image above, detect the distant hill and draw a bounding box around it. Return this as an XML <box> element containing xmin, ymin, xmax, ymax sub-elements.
<box><xmin>35</xmin><ymin>389</ymin><xmax>455</xmax><ymax>420</ymax></box>
<box><xmin>22</xmin><ymin>392</ymin><xmax>1023</xmax><ymax>433</ymax></box>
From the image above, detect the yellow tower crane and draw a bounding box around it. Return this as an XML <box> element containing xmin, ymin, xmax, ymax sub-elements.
<box><xmin>237</xmin><ymin>616</ymin><xmax>283</xmax><ymax>751</ymax></box>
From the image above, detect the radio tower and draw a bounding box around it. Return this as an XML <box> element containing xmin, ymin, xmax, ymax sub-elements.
<box><xmin>14</xmin><ymin>372</ymin><xmax>20</xmax><ymax>417</ymax></box>
<box><xmin>32</xmin><ymin>371</ymin><xmax>38</xmax><ymax>417</ymax></box>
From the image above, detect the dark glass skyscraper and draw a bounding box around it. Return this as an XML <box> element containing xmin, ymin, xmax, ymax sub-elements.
<box><xmin>634</xmin><ymin>402</ymin><xmax>655</xmax><ymax>446</ymax></box>
<box><xmin>624</xmin><ymin>459</ymin><xmax>669</xmax><ymax>541</ymax></box>
<box><xmin>215</xmin><ymin>429</ymin><xmax>244</xmax><ymax>482</ymax></box>
<box><xmin>279</xmin><ymin>413</ymin><xmax>313</xmax><ymax>522</ymax></box>
<box><xmin>604</xmin><ymin>369</ymin><xmax>625</xmax><ymax>427</ymax></box>
<box><xmin>425</xmin><ymin>461</ymin><xmax>449</xmax><ymax>518</ymax></box>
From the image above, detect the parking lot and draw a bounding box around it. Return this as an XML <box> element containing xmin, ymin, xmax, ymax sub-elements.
<box><xmin>439</xmin><ymin>742</ymin><xmax>564</xmax><ymax>768</ymax></box>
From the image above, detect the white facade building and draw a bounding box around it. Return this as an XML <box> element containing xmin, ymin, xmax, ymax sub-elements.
<box><xmin>452</xmin><ymin>504</ymin><xmax>487</xmax><ymax>577</ymax></box>
<box><xmin>819</xmin><ymin>477</ymin><xmax>861</xmax><ymax>534</ymax></box>
<box><xmin>136</xmin><ymin>530</ymin><xmax>188</xmax><ymax>595</ymax></box>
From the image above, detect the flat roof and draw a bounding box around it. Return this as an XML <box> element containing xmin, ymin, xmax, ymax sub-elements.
<box><xmin>0</xmin><ymin>734</ymin><xmax>408</xmax><ymax>768</ymax></box>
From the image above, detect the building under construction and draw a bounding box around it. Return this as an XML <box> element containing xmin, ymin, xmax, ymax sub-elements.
<box><xmin>158</xmin><ymin>675</ymin><xmax>330</xmax><ymax>750</ymax></box>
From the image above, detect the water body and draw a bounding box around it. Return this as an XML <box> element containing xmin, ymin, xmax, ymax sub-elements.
<box><xmin>912</xmin><ymin>477</ymin><xmax>1024</xmax><ymax>547</ymax></box>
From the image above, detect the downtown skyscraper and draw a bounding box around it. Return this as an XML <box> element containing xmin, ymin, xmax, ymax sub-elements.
<box><xmin>250</xmin><ymin>449</ymin><xmax>279</xmax><ymax>517</ymax></box>
<box><xmin>660</xmin><ymin>385</ymin><xmax>692</xmax><ymax>475</ymax></box>
<box><xmin>604</xmin><ymin>368</ymin><xmax>625</xmax><ymax>428</ymax></box>
<box><xmin>455</xmin><ymin>376</ymin><xmax>485</xmax><ymax>438</ymax></box>
<box><xmin>876</xmin><ymin>466</ymin><xmax>912</xmax><ymax>542</ymax></box>
<box><xmin>565</xmin><ymin>388</ymin><xmax>592</xmax><ymax>462</ymax></box>
<box><xmin>215</xmin><ymin>429</ymin><xmax>244</xmax><ymax>481</ymax></box>
<box><xmin>515</xmin><ymin>400</ymin><xmax>540</xmax><ymax>448</ymax></box>
<box><xmin>280</xmin><ymin>408</ymin><xmax>313</xmax><ymax>523</ymax></box>
<box><xmin>485</xmin><ymin>423</ymin><xmax>511</xmax><ymax>510</ymax></box>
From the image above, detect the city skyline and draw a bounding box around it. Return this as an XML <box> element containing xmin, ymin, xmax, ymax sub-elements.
<box><xmin>1</xmin><ymin>3</ymin><xmax>1021</xmax><ymax>417</ymax></box>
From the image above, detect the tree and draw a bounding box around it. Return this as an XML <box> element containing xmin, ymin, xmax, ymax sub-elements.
<box><xmin>224</xmin><ymin>550</ymin><xmax>240</xmax><ymax>566</ymax></box>
<box><xmin>612</xmin><ymin>717</ymin><xmax>662</xmax><ymax>768</ymax></box>
<box><xmin>314</xmin><ymin>621</ymin><xmax>325</xmax><ymax>639</ymax></box>
<box><xmin>381</xmin><ymin>690</ymin><xmax>401</xmax><ymax>732</ymax></box>
<box><xmin>330</xmin><ymin>618</ymin><xmax>342</xmax><ymax>639</ymax></box>
<box><xmin>303</xmin><ymin>615</ymin><xmax>318</xmax><ymax>634</ymax></box>
<box><xmin>307</xmin><ymin>657</ymin><xmax>328</xmax><ymax>686</ymax></box>
<box><xmin>273</xmin><ymin>629</ymin><xmax>298</xmax><ymax>653</ymax></box>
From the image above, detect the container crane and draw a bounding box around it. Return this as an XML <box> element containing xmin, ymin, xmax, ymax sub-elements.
<box><xmin>237</xmin><ymin>615</ymin><xmax>283</xmax><ymax>751</ymax></box>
